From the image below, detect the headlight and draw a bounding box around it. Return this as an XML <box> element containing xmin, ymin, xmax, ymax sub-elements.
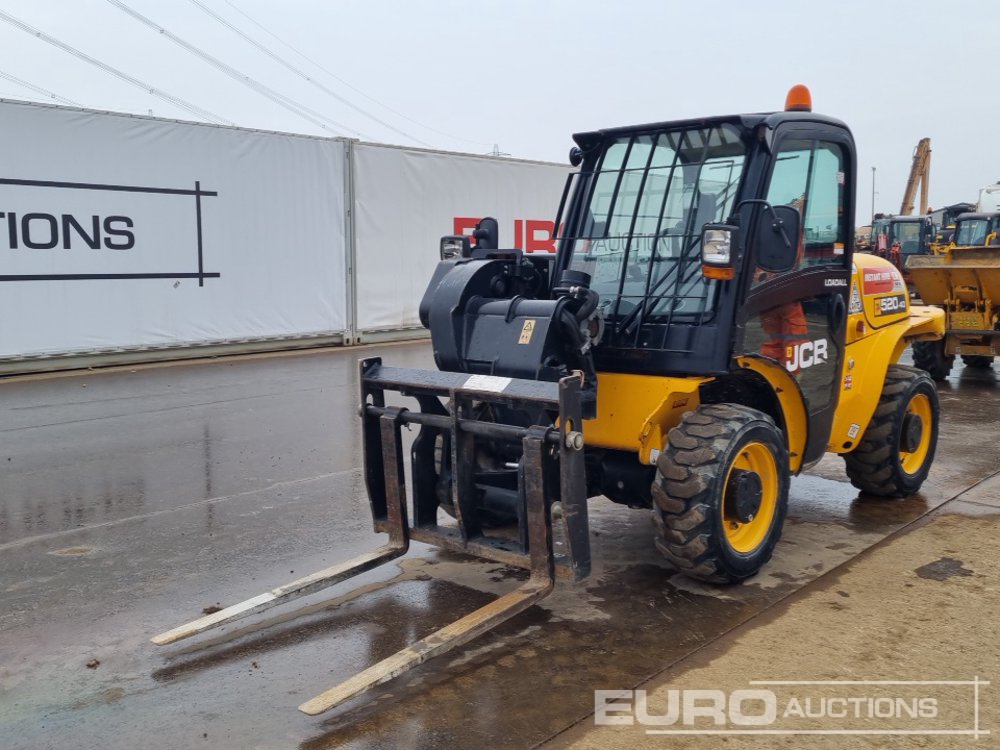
<box><xmin>702</xmin><ymin>227</ymin><xmax>733</xmax><ymax>266</ymax></box>
<box><xmin>700</xmin><ymin>223</ymin><xmax>739</xmax><ymax>280</ymax></box>
<box><xmin>440</xmin><ymin>235</ymin><xmax>470</xmax><ymax>260</ymax></box>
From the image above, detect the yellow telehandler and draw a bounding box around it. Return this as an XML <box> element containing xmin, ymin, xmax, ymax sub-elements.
<box><xmin>153</xmin><ymin>85</ymin><xmax>945</xmax><ymax>714</ymax></box>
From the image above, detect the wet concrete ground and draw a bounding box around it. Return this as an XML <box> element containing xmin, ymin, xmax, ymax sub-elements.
<box><xmin>550</xmin><ymin>490</ymin><xmax>1000</xmax><ymax>749</ymax></box>
<box><xmin>1</xmin><ymin>343</ymin><xmax>998</xmax><ymax>750</ymax></box>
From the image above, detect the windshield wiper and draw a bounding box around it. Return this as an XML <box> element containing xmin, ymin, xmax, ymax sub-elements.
<box><xmin>616</xmin><ymin>262</ymin><xmax>677</xmax><ymax>336</ymax></box>
<box><xmin>616</xmin><ymin>234</ymin><xmax>705</xmax><ymax>337</ymax></box>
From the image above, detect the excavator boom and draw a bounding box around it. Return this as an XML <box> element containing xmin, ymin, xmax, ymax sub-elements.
<box><xmin>900</xmin><ymin>137</ymin><xmax>931</xmax><ymax>215</ymax></box>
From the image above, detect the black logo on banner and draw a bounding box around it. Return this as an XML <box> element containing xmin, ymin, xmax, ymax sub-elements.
<box><xmin>0</xmin><ymin>178</ymin><xmax>220</xmax><ymax>286</ymax></box>
<box><xmin>1</xmin><ymin>213</ymin><xmax>135</xmax><ymax>250</ymax></box>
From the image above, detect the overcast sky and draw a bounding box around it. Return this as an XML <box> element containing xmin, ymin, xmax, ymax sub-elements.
<box><xmin>1</xmin><ymin>0</ymin><xmax>997</xmax><ymax>221</ymax></box>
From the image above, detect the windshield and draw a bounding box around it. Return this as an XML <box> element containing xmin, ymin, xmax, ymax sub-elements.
<box><xmin>564</xmin><ymin>123</ymin><xmax>747</xmax><ymax>326</ymax></box>
<box><xmin>891</xmin><ymin>221</ymin><xmax>923</xmax><ymax>255</ymax></box>
<box><xmin>956</xmin><ymin>219</ymin><xmax>988</xmax><ymax>246</ymax></box>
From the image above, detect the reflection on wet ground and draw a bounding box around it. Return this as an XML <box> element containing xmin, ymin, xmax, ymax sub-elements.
<box><xmin>1</xmin><ymin>344</ymin><xmax>998</xmax><ymax>750</ymax></box>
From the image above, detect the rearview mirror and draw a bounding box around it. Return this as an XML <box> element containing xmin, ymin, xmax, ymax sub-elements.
<box><xmin>756</xmin><ymin>204</ymin><xmax>800</xmax><ymax>273</ymax></box>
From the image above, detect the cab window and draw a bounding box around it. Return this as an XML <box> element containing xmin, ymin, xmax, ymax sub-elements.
<box><xmin>754</xmin><ymin>139</ymin><xmax>847</xmax><ymax>285</ymax></box>
<box><xmin>956</xmin><ymin>219</ymin><xmax>988</xmax><ymax>246</ymax></box>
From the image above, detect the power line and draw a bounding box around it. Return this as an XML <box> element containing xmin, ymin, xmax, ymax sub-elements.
<box><xmin>221</xmin><ymin>0</ymin><xmax>494</xmax><ymax>148</ymax></box>
<box><xmin>0</xmin><ymin>10</ymin><xmax>233</xmax><ymax>125</ymax></box>
<box><xmin>0</xmin><ymin>69</ymin><xmax>78</xmax><ymax>105</ymax></box>
<box><xmin>106</xmin><ymin>0</ymin><xmax>372</xmax><ymax>139</ymax></box>
<box><xmin>187</xmin><ymin>0</ymin><xmax>430</xmax><ymax>147</ymax></box>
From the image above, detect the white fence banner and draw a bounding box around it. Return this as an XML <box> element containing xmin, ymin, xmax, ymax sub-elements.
<box><xmin>0</xmin><ymin>100</ymin><xmax>348</xmax><ymax>358</ymax></box>
<box><xmin>352</xmin><ymin>143</ymin><xmax>570</xmax><ymax>332</ymax></box>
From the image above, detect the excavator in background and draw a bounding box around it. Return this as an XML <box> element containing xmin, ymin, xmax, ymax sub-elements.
<box><xmin>900</xmin><ymin>138</ymin><xmax>931</xmax><ymax>216</ymax></box>
<box><xmin>871</xmin><ymin>213</ymin><xmax>934</xmax><ymax>284</ymax></box>
<box><xmin>153</xmin><ymin>86</ymin><xmax>945</xmax><ymax>716</ymax></box>
<box><xmin>867</xmin><ymin>139</ymin><xmax>933</xmax><ymax>279</ymax></box>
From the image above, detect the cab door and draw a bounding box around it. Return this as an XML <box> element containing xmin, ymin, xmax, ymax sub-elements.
<box><xmin>736</xmin><ymin>127</ymin><xmax>854</xmax><ymax>467</ymax></box>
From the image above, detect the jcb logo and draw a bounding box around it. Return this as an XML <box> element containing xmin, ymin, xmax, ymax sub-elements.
<box><xmin>785</xmin><ymin>339</ymin><xmax>828</xmax><ymax>372</ymax></box>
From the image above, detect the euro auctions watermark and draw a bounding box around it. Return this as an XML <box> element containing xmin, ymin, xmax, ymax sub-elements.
<box><xmin>595</xmin><ymin>678</ymin><xmax>990</xmax><ymax>737</ymax></box>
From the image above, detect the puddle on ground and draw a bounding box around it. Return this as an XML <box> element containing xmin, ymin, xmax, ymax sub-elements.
<box><xmin>914</xmin><ymin>556</ymin><xmax>974</xmax><ymax>581</ymax></box>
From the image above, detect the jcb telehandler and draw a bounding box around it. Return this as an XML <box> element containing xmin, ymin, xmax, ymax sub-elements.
<box><xmin>154</xmin><ymin>86</ymin><xmax>945</xmax><ymax>715</ymax></box>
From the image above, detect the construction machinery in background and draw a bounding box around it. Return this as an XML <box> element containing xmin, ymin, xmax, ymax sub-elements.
<box><xmin>900</xmin><ymin>138</ymin><xmax>931</xmax><ymax>216</ymax></box>
<box><xmin>153</xmin><ymin>86</ymin><xmax>945</xmax><ymax>715</ymax></box>
<box><xmin>929</xmin><ymin>202</ymin><xmax>977</xmax><ymax>252</ymax></box>
<box><xmin>865</xmin><ymin>139</ymin><xmax>932</xmax><ymax>275</ymax></box>
<box><xmin>909</xmin><ymin>211</ymin><xmax>1000</xmax><ymax>378</ymax></box>
<box><xmin>875</xmin><ymin>214</ymin><xmax>934</xmax><ymax>256</ymax></box>
<box><xmin>870</xmin><ymin>213</ymin><xmax>934</xmax><ymax>283</ymax></box>
<box><xmin>855</xmin><ymin>224</ymin><xmax>873</xmax><ymax>252</ymax></box>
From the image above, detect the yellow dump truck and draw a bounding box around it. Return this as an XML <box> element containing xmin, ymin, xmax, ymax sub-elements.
<box><xmin>907</xmin><ymin>212</ymin><xmax>1000</xmax><ymax>378</ymax></box>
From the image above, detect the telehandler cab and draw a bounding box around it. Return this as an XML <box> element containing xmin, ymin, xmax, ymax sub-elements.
<box><xmin>154</xmin><ymin>86</ymin><xmax>945</xmax><ymax>714</ymax></box>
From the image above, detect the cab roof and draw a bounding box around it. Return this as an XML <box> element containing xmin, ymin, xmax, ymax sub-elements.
<box><xmin>956</xmin><ymin>212</ymin><xmax>1000</xmax><ymax>222</ymax></box>
<box><xmin>572</xmin><ymin>111</ymin><xmax>851</xmax><ymax>151</ymax></box>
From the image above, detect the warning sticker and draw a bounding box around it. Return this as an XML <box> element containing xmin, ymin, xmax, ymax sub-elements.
<box><xmin>518</xmin><ymin>319</ymin><xmax>536</xmax><ymax>345</ymax></box>
<box><xmin>848</xmin><ymin>423</ymin><xmax>861</xmax><ymax>439</ymax></box>
<box><xmin>849</xmin><ymin>283</ymin><xmax>863</xmax><ymax>314</ymax></box>
<box><xmin>464</xmin><ymin>375</ymin><xmax>512</xmax><ymax>393</ymax></box>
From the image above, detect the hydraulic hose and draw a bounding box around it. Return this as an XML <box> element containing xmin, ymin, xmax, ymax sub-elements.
<box><xmin>559</xmin><ymin>307</ymin><xmax>599</xmax><ymax>419</ymax></box>
<box><xmin>573</xmin><ymin>287</ymin><xmax>600</xmax><ymax>322</ymax></box>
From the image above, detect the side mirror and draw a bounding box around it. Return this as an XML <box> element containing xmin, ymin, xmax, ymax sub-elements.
<box><xmin>756</xmin><ymin>204</ymin><xmax>800</xmax><ymax>273</ymax></box>
<box><xmin>701</xmin><ymin>223</ymin><xmax>739</xmax><ymax>280</ymax></box>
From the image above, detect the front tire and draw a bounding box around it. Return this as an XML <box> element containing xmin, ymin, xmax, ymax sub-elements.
<box><xmin>651</xmin><ymin>404</ymin><xmax>789</xmax><ymax>583</ymax></box>
<box><xmin>912</xmin><ymin>340</ymin><xmax>953</xmax><ymax>381</ymax></box>
<box><xmin>843</xmin><ymin>364</ymin><xmax>939</xmax><ymax>497</ymax></box>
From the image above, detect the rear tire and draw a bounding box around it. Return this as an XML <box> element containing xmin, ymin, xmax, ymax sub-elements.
<box><xmin>961</xmin><ymin>354</ymin><xmax>994</xmax><ymax>369</ymax></box>
<box><xmin>651</xmin><ymin>404</ymin><xmax>789</xmax><ymax>584</ymax></box>
<box><xmin>911</xmin><ymin>340</ymin><xmax>953</xmax><ymax>381</ymax></box>
<box><xmin>843</xmin><ymin>365</ymin><xmax>939</xmax><ymax>497</ymax></box>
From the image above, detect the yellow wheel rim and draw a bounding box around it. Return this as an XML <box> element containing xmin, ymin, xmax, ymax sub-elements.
<box><xmin>900</xmin><ymin>393</ymin><xmax>933</xmax><ymax>475</ymax></box>
<box><xmin>722</xmin><ymin>441</ymin><xmax>779</xmax><ymax>554</ymax></box>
